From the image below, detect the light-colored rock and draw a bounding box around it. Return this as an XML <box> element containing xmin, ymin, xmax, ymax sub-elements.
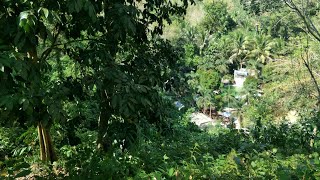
<box><xmin>286</xmin><ymin>110</ymin><xmax>299</xmax><ymax>124</ymax></box>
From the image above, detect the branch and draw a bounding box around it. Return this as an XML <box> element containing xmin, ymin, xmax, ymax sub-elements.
<box><xmin>40</xmin><ymin>25</ymin><xmax>61</xmax><ymax>62</ymax></box>
<box><xmin>53</xmin><ymin>38</ymin><xmax>103</xmax><ymax>47</ymax></box>
<box><xmin>301</xmin><ymin>52</ymin><xmax>320</xmax><ymax>104</ymax></box>
<box><xmin>40</xmin><ymin>37</ymin><xmax>105</xmax><ymax>62</ymax></box>
<box><xmin>284</xmin><ymin>0</ymin><xmax>320</xmax><ymax>42</ymax></box>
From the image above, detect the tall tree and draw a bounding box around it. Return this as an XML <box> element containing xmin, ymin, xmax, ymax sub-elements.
<box><xmin>229</xmin><ymin>31</ymin><xmax>251</xmax><ymax>69</ymax></box>
<box><xmin>202</xmin><ymin>1</ymin><xmax>236</xmax><ymax>35</ymax></box>
<box><xmin>284</xmin><ymin>0</ymin><xmax>320</xmax><ymax>42</ymax></box>
<box><xmin>249</xmin><ymin>34</ymin><xmax>274</xmax><ymax>67</ymax></box>
<box><xmin>0</xmin><ymin>0</ymin><xmax>194</xmax><ymax>161</ymax></box>
<box><xmin>284</xmin><ymin>0</ymin><xmax>320</xmax><ymax>104</ymax></box>
<box><xmin>240</xmin><ymin>0</ymin><xmax>284</xmax><ymax>14</ymax></box>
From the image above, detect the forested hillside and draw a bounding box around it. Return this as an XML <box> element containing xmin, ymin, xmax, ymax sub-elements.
<box><xmin>1</xmin><ymin>0</ymin><xmax>320</xmax><ymax>179</ymax></box>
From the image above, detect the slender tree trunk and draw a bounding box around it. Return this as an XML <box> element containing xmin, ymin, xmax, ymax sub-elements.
<box><xmin>97</xmin><ymin>109</ymin><xmax>111</xmax><ymax>152</ymax></box>
<box><xmin>303</xmin><ymin>59</ymin><xmax>320</xmax><ymax>105</ymax></box>
<box><xmin>29</xmin><ymin>32</ymin><xmax>59</xmax><ymax>163</ymax></box>
<box><xmin>97</xmin><ymin>90</ymin><xmax>112</xmax><ymax>152</ymax></box>
<box><xmin>37</xmin><ymin>122</ymin><xmax>57</xmax><ymax>162</ymax></box>
<box><xmin>238</xmin><ymin>114</ymin><xmax>242</xmax><ymax>129</ymax></box>
<box><xmin>38</xmin><ymin>123</ymin><xmax>46</xmax><ymax>161</ymax></box>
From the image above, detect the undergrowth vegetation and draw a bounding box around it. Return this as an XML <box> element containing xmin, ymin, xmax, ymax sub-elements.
<box><xmin>1</xmin><ymin>110</ymin><xmax>320</xmax><ymax>179</ymax></box>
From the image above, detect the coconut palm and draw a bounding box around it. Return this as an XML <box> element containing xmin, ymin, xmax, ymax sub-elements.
<box><xmin>229</xmin><ymin>31</ymin><xmax>251</xmax><ymax>69</ymax></box>
<box><xmin>250</xmin><ymin>34</ymin><xmax>274</xmax><ymax>65</ymax></box>
<box><xmin>196</xmin><ymin>89</ymin><xmax>215</xmax><ymax>117</ymax></box>
<box><xmin>204</xmin><ymin>36</ymin><xmax>233</xmax><ymax>74</ymax></box>
<box><xmin>181</xmin><ymin>24</ymin><xmax>198</xmax><ymax>43</ymax></box>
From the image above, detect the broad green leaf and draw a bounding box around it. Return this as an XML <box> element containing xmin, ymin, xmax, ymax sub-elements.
<box><xmin>19</xmin><ymin>98</ymin><xmax>26</xmax><ymax>105</ymax></box>
<box><xmin>167</xmin><ymin>168</ymin><xmax>174</xmax><ymax>177</ymax></box>
<box><xmin>111</xmin><ymin>95</ymin><xmax>119</xmax><ymax>108</ymax></box>
<box><xmin>86</xmin><ymin>1</ymin><xmax>96</xmax><ymax>21</ymax></box>
<box><xmin>128</xmin><ymin>102</ymin><xmax>135</xmax><ymax>111</ymax></box>
<box><xmin>14</xmin><ymin>162</ymin><xmax>30</xmax><ymax>169</ymax></box>
<box><xmin>19</xmin><ymin>12</ymin><xmax>33</xmax><ymax>33</ymax></box>
<box><xmin>124</xmin><ymin>105</ymin><xmax>129</xmax><ymax>116</ymax></box>
<box><xmin>42</xmin><ymin>8</ymin><xmax>49</xmax><ymax>18</ymax></box>
<box><xmin>23</xmin><ymin>100</ymin><xmax>29</xmax><ymax>111</ymax></box>
<box><xmin>19</xmin><ymin>11</ymin><xmax>29</xmax><ymax>21</ymax></box>
<box><xmin>272</xmin><ymin>148</ymin><xmax>277</xmax><ymax>153</ymax></box>
<box><xmin>0</xmin><ymin>44</ymin><xmax>10</xmax><ymax>51</ymax></box>
<box><xmin>19</xmin><ymin>66</ymin><xmax>28</xmax><ymax>80</ymax></box>
<box><xmin>19</xmin><ymin>147</ymin><xmax>26</xmax><ymax>156</ymax></box>
<box><xmin>0</xmin><ymin>55</ymin><xmax>12</xmax><ymax>67</ymax></box>
<box><xmin>129</xmin><ymin>98</ymin><xmax>138</xmax><ymax>104</ymax></box>
<box><xmin>14</xmin><ymin>31</ymin><xmax>24</xmax><ymax>47</ymax></box>
<box><xmin>19</xmin><ymin>19</ymin><xmax>27</xmax><ymax>29</ymax></box>
<box><xmin>15</xmin><ymin>169</ymin><xmax>31</xmax><ymax>178</ymax></box>
<box><xmin>144</xmin><ymin>99</ymin><xmax>152</xmax><ymax>106</ymax></box>
<box><xmin>153</xmin><ymin>172</ymin><xmax>162</xmax><ymax>180</ymax></box>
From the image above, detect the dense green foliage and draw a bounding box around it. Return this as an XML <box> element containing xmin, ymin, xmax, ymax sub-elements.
<box><xmin>1</xmin><ymin>0</ymin><xmax>320</xmax><ymax>179</ymax></box>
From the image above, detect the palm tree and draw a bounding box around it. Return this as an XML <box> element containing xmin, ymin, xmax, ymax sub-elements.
<box><xmin>250</xmin><ymin>35</ymin><xmax>274</xmax><ymax>66</ymax></box>
<box><xmin>221</xmin><ymin>85</ymin><xmax>237</xmax><ymax>108</ymax></box>
<box><xmin>204</xmin><ymin>36</ymin><xmax>232</xmax><ymax>75</ymax></box>
<box><xmin>229</xmin><ymin>31</ymin><xmax>251</xmax><ymax>69</ymax></box>
<box><xmin>181</xmin><ymin>24</ymin><xmax>198</xmax><ymax>43</ymax></box>
<box><xmin>196</xmin><ymin>89</ymin><xmax>214</xmax><ymax>117</ymax></box>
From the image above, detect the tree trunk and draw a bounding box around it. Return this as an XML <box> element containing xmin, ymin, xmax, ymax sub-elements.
<box><xmin>37</xmin><ymin>122</ymin><xmax>57</xmax><ymax>163</ymax></box>
<box><xmin>303</xmin><ymin>58</ymin><xmax>320</xmax><ymax>105</ymax></box>
<box><xmin>238</xmin><ymin>114</ymin><xmax>242</xmax><ymax>129</ymax></box>
<box><xmin>29</xmin><ymin>36</ymin><xmax>59</xmax><ymax>163</ymax></box>
<box><xmin>38</xmin><ymin>122</ymin><xmax>46</xmax><ymax>161</ymax></box>
<box><xmin>97</xmin><ymin>110</ymin><xmax>111</xmax><ymax>152</ymax></box>
<box><xmin>97</xmin><ymin>90</ymin><xmax>112</xmax><ymax>152</ymax></box>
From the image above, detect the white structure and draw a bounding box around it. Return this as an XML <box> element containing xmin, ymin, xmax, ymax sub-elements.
<box><xmin>234</xmin><ymin>68</ymin><xmax>248</xmax><ymax>88</ymax></box>
<box><xmin>233</xmin><ymin>117</ymin><xmax>241</xmax><ymax>129</ymax></box>
<box><xmin>190</xmin><ymin>113</ymin><xmax>216</xmax><ymax>129</ymax></box>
